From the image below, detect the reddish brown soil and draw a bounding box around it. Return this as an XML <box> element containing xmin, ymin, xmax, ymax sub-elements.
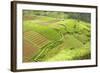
<box><xmin>23</xmin><ymin>40</ymin><xmax>38</xmax><ymax>62</ymax></box>
<box><xmin>23</xmin><ymin>16</ymin><xmax>37</xmax><ymax>20</ymax></box>
<box><xmin>23</xmin><ymin>31</ymin><xmax>49</xmax><ymax>62</ymax></box>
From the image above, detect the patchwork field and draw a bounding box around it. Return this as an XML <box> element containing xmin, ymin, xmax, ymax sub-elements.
<box><xmin>23</xmin><ymin>11</ymin><xmax>91</xmax><ymax>62</ymax></box>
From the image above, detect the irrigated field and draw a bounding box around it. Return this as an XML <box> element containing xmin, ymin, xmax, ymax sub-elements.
<box><xmin>23</xmin><ymin>10</ymin><xmax>91</xmax><ymax>62</ymax></box>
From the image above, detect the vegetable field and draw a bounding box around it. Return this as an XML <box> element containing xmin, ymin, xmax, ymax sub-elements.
<box><xmin>23</xmin><ymin>10</ymin><xmax>91</xmax><ymax>62</ymax></box>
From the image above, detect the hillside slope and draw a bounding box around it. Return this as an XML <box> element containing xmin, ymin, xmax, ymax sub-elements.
<box><xmin>23</xmin><ymin>15</ymin><xmax>91</xmax><ymax>62</ymax></box>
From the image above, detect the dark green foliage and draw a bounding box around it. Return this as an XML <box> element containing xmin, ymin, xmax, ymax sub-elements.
<box><xmin>67</xmin><ymin>12</ymin><xmax>91</xmax><ymax>23</ymax></box>
<box><xmin>23</xmin><ymin>10</ymin><xmax>91</xmax><ymax>23</ymax></box>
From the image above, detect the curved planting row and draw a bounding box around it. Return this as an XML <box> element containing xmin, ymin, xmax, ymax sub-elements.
<box><xmin>32</xmin><ymin>40</ymin><xmax>63</xmax><ymax>62</ymax></box>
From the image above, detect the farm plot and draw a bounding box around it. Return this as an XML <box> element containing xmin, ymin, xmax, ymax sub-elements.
<box><xmin>23</xmin><ymin>31</ymin><xmax>50</xmax><ymax>62</ymax></box>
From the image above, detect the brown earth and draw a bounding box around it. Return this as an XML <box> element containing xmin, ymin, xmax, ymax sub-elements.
<box><xmin>23</xmin><ymin>16</ymin><xmax>37</xmax><ymax>20</ymax></box>
<box><xmin>23</xmin><ymin>31</ymin><xmax>50</xmax><ymax>62</ymax></box>
<box><xmin>23</xmin><ymin>39</ymin><xmax>38</xmax><ymax>62</ymax></box>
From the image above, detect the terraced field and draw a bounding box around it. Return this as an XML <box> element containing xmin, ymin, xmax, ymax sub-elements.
<box><xmin>23</xmin><ymin>31</ymin><xmax>50</xmax><ymax>62</ymax></box>
<box><xmin>23</xmin><ymin>11</ymin><xmax>91</xmax><ymax>62</ymax></box>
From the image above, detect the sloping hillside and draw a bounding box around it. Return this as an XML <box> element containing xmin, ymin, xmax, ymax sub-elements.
<box><xmin>23</xmin><ymin>14</ymin><xmax>91</xmax><ymax>62</ymax></box>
